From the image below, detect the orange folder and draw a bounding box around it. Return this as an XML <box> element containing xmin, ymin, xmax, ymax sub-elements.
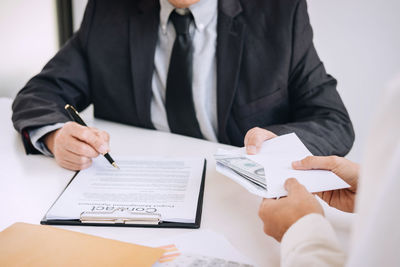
<box><xmin>0</xmin><ymin>223</ymin><xmax>164</xmax><ymax>267</ymax></box>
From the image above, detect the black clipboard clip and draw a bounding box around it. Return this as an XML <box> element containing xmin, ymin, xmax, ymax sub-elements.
<box><xmin>80</xmin><ymin>209</ymin><xmax>162</xmax><ymax>225</ymax></box>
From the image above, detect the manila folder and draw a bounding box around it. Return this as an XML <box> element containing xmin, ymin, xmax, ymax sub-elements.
<box><xmin>0</xmin><ymin>222</ymin><xmax>164</xmax><ymax>267</ymax></box>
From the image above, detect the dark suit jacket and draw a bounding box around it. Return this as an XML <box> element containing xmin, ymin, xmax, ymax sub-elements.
<box><xmin>12</xmin><ymin>0</ymin><xmax>355</xmax><ymax>156</ymax></box>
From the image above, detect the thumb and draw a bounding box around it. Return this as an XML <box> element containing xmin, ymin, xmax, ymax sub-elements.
<box><xmin>284</xmin><ymin>178</ymin><xmax>309</xmax><ymax>196</ymax></box>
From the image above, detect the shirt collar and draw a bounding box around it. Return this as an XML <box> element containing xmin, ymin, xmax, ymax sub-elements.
<box><xmin>159</xmin><ymin>0</ymin><xmax>218</xmax><ymax>34</ymax></box>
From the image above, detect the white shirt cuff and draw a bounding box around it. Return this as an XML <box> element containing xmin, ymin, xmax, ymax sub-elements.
<box><xmin>28</xmin><ymin>123</ymin><xmax>65</xmax><ymax>156</ymax></box>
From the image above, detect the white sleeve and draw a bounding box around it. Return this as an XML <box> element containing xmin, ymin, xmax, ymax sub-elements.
<box><xmin>28</xmin><ymin>123</ymin><xmax>65</xmax><ymax>156</ymax></box>
<box><xmin>280</xmin><ymin>213</ymin><xmax>346</xmax><ymax>267</ymax></box>
<box><xmin>345</xmin><ymin>74</ymin><xmax>400</xmax><ymax>267</ymax></box>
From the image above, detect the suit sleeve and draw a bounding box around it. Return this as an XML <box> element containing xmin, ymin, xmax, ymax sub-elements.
<box><xmin>11</xmin><ymin>0</ymin><xmax>95</xmax><ymax>154</ymax></box>
<box><xmin>266</xmin><ymin>0</ymin><xmax>354</xmax><ymax>156</ymax></box>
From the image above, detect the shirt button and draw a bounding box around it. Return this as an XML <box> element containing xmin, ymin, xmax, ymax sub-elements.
<box><xmin>198</xmin><ymin>23</ymin><xmax>204</xmax><ymax>31</ymax></box>
<box><xmin>162</xmin><ymin>25</ymin><xmax>167</xmax><ymax>34</ymax></box>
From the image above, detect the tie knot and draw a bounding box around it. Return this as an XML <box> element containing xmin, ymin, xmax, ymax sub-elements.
<box><xmin>170</xmin><ymin>10</ymin><xmax>192</xmax><ymax>35</ymax></box>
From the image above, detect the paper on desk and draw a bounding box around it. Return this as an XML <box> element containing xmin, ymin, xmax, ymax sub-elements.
<box><xmin>216</xmin><ymin>133</ymin><xmax>350</xmax><ymax>198</ymax></box>
<box><xmin>45</xmin><ymin>157</ymin><xmax>204</xmax><ymax>223</ymax></box>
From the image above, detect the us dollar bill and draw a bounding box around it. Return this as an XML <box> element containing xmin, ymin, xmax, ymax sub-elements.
<box><xmin>215</xmin><ymin>155</ymin><xmax>267</xmax><ymax>190</ymax></box>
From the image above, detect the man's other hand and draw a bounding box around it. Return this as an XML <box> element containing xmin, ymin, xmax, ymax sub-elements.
<box><xmin>292</xmin><ymin>156</ymin><xmax>359</xmax><ymax>212</ymax></box>
<box><xmin>258</xmin><ymin>178</ymin><xmax>323</xmax><ymax>242</ymax></box>
<box><xmin>44</xmin><ymin>122</ymin><xmax>110</xmax><ymax>170</ymax></box>
<box><xmin>244</xmin><ymin>127</ymin><xmax>277</xmax><ymax>155</ymax></box>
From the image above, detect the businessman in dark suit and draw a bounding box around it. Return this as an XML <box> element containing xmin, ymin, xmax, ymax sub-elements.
<box><xmin>12</xmin><ymin>0</ymin><xmax>354</xmax><ymax>170</ymax></box>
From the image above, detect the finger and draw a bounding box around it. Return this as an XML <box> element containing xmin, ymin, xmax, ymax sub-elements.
<box><xmin>244</xmin><ymin>128</ymin><xmax>255</xmax><ymax>147</ymax></box>
<box><xmin>292</xmin><ymin>155</ymin><xmax>341</xmax><ymax>171</ymax></box>
<box><xmin>90</xmin><ymin>128</ymin><xmax>110</xmax><ymax>141</ymax></box>
<box><xmin>284</xmin><ymin>178</ymin><xmax>309</xmax><ymax>196</ymax></box>
<box><xmin>260</xmin><ymin>197</ymin><xmax>275</xmax><ymax>206</ymax></box>
<box><xmin>56</xmin><ymin>155</ymin><xmax>93</xmax><ymax>171</ymax></box>
<box><xmin>315</xmin><ymin>192</ymin><xmax>323</xmax><ymax>199</ymax></box>
<box><xmin>64</xmin><ymin>138</ymin><xmax>99</xmax><ymax>158</ymax></box>
<box><xmin>245</xmin><ymin>128</ymin><xmax>275</xmax><ymax>155</ymax></box>
<box><xmin>98</xmin><ymin>130</ymin><xmax>110</xmax><ymax>143</ymax></box>
<box><xmin>59</xmin><ymin>159</ymin><xmax>92</xmax><ymax>171</ymax></box>
<box><xmin>90</xmin><ymin>128</ymin><xmax>110</xmax><ymax>149</ymax></box>
<box><xmin>62</xmin><ymin>152</ymin><xmax>92</xmax><ymax>166</ymax></box>
<box><xmin>68</xmin><ymin>124</ymin><xmax>109</xmax><ymax>154</ymax></box>
<box><xmin>258</xmin><ymin>198</ymin><xmax>277</xmax><ymax>218</ymax></box>
<box><xmin>245</xmin><ymin>127</ymin><xmax>267</xmax><ymax>148</ymax></box>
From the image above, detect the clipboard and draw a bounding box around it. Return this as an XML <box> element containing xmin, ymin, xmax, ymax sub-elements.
<box><xmin>41</xmin><ymin>160</ymin><xmax>207</xmax><ymax>229</ymax></box>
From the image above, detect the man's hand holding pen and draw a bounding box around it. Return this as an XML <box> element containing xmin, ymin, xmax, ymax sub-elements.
<box><xmin>44</xmin><ymin>122</ymin><xmax>110</xmax><ymax>170</ymax></box>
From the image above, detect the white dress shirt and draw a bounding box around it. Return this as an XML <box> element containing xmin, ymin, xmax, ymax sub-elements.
<box><xmin>280</xmin><ymin>74</ymin><xmax>400</xmax><ymax>267</ymax></box>
<box><xmin>29</xmin><ymin>0</ymin><xmax>219</xmax><ymax>155</ymax></box>
<box><xmin>152</xmin><ymin>0</ymin><xmax>218</xmax><ymax>141</ymax></box>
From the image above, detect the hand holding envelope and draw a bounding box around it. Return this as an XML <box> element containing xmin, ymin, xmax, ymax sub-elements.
<box><xmin>215</xmin><ymin>133</ymin><xmax>350</xmax><ymax>198</ymax></box>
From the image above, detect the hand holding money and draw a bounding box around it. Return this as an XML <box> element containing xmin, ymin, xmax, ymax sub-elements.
<box><xmin>244</xmin><ymin>127</ymin><xmax>277</xmax><ymax>155</ymax></box>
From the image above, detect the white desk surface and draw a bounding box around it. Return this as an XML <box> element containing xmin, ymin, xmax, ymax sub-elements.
<box><xmin>0</xmin><ymin>97</ymin><xmax>354</xmax><ymax>267</ymax></box>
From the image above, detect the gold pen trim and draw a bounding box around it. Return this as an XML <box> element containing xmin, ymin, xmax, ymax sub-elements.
<box><xmin>111</xmin><ymin>162</ymin><xmax>120</xmax><ymax>169</ymax></box>
<box><xmin>65</xmin><ymin>104</ymin><xmax>80</xmax><ymax>115</ymax></box>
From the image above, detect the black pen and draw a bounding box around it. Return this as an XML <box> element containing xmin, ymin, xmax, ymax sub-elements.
<box><xmin>64</xmin><ymin>104</ymin><xmax>119</xmax><ymax>169</ymax></box>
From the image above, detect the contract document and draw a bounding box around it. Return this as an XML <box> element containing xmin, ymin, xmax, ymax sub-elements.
<box><xmin>43</xmin><ymin>157</ymin><xmax>206</xmax><ymax>227</ymax></box>
<box><xmin>215</xmin><ymin>133</ymin><xmax>350</xmax><ymax>198</ymax></box>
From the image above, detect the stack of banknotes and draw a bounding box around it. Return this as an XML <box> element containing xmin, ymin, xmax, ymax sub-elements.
<box><xmin>214</xmin><ymin>155</ymin><xmax>267</xmax><ymax>190</ymax></box>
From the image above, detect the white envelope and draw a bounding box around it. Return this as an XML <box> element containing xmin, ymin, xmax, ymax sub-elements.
<box><xmin>216</xmin><ymin>133</ymin><xmax>350</xmax><ymax>198</ymax></box>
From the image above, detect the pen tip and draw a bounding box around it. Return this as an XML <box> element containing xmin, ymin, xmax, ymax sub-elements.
<box><xmin>112</xmin><ymin>162</ymin><xmax>120</xmax><ymax>169</ymax></box>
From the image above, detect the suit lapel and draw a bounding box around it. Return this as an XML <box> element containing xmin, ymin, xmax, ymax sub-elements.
<box><xmin>129</xmin><ymin>0</ymin><xmax>159</xmax><ymax>128</ymax></box>
<box><xmin>217</xmin><ymin>0</ymin><xmax>245</xmax><ymax>143</ymax></box>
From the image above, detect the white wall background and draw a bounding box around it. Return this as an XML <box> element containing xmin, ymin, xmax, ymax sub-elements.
<box><xmin>307</xmin><ymin>0</ymin><xmax>400</xmax><ymax>161</ymax></box>
<box><xmin>1</xmin><ymin>0</ymin><xmax>399</xmax><ymax>162</ymax></box>
<box><xmin>0</xmin><ymin>0</ymin><xmax>58</xmax><ymax>98</ymax></box>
